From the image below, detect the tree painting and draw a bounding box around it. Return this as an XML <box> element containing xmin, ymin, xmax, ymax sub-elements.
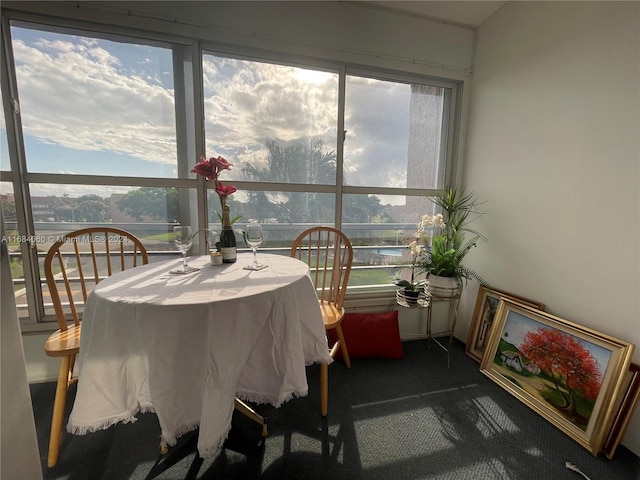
<box><xmin>520</xmin><ymin>328</ymin><xmax>602</xmax><ymax>426</ymax></box>
<box><xmin>494</xmin><ymin>311</ymin><xmax>611</xmax><ymax>431</ymax></box>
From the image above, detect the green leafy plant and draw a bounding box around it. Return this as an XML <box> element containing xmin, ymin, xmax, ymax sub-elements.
<box><xmin>215</xmin><ymin>211</ymin><xmax>243</xmax><ymax>225</ymax></box>
<box><xmin>416</xmin><ymin>188</ymin><xmax>487</xmax><ymax>284</ymax></box>
<box><xmin>393</xmin><ymin>277</ymin><xmax>426</xmax><ymax>292</ymax></box>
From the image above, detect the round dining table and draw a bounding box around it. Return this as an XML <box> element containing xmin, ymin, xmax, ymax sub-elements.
<box><xmin>67</xmin><ymin>253</ymin><xmax>332</xmax><ymax>456</ymax></box>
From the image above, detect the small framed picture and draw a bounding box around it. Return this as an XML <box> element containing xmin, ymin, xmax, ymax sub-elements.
<box><xmin>480</xmin><ymin>299</ymin><xmax>634</xmax><ymax>455</ymax></box>
<box><xmin>465</xmin><ymin>286</ymin><xmax>545</xmax><ymax>363</ymax></box>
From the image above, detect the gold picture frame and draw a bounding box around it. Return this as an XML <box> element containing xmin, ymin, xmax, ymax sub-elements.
<box><xmin>480</xmin><ymin>299</ymin><xmax>634</xmax><ymax>455</ymax></box>
<box><xmin>465</xmin><ymin>286</ymin><xmax>545</xmax><ymax>363</ymax></box>
<box><xmin>601</xmin><ymin>362</ymin><xmax>640</xmax><ymax>459</ymax></box>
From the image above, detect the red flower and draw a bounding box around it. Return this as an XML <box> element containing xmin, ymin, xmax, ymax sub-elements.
<box><xmin>191</xmin><ymin>155</ymin><xmax>234</xmax><ymax>180</ymax></box>
<box><xmin>213</xmin><ymin>156</ymin><xmax>233</xmax><ymax>174</ymax></box>
<box><xmin>192</xmin><ymin>154</ymin><xmax>237</xmax><ymax>212</ymax></box>
<box><xmin>215</xmin><ymin>182</ymin><xmax>237</xmax><ymax>198</ymax></box>
<box><xmin>191</xmin><ymin>155</ymin><xmax>217</xmax><ymax>180</ymax></box>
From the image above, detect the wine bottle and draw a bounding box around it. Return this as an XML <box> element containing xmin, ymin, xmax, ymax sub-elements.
<box><xmin>220</xmin><ymin>205</ymin><xmax>237</xmax><ymax>263</ymax></box>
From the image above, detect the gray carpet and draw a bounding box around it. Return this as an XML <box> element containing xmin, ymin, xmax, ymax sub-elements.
<box><xmin>32</xmin><ymin>339</ymin><xmax>640</xmax><ymax>480</ymax></box>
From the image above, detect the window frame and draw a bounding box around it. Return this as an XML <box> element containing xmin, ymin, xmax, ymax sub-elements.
<box><xmin>1</xmin><ymin>10</ymin><xmax>464</xmax><ymax>329</ymax></box>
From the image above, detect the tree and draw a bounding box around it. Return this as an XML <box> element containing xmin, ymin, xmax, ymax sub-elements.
<box><xmin>342</xmin><ymin>194</ymin><xmax>383</xmax><ymax>223</ymax></box>
<box><xmin>243</xmin><ymin>138</ymin><xmax>336</xmax><ymax>185</ymax></box>
<box><xmin>54</xmin><ymin>195</ymin><xmax>109</xmax><ymax>222</ymax></box>
<box><xmin>116</xmin><ymin>187</ymin><xmax>179</xmax><ymax>222</ymax></box>
<box><xmin>1</xmin><ymin>196</ymin><xmax>16</xmax><ymax>221</ymax></box>
<box><xmin>76</xmin><ymin>195</ymin><xmax>109</xmax><ymax>222</ymax></box>
<box><xmin>520</xmin><ymin>328</ymin><xmax>602</xmax><ymax>422</ymax></box>
<box><xmin>241</xmin><ymin>138</ymin><xmax>335</xmax><ymax>223</ymax></box>
<box><xmin>241</xmin><ymin>138</ymin><xmax>383</xmax><ymax>224</ymax></box>
<box><xmin>243</xmin><ymin>191</ymin><xmax>282</xmax><ymax>223</ymax></box>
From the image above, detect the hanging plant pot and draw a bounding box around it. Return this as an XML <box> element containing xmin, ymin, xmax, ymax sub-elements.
<box><xmin>427</xmin><ymin>275</ymin><xmax>462</xmax><ymax>299</ymax></box>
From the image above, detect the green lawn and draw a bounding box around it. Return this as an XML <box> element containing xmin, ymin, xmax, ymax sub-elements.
<box><xmin>349</xmin><ymin>267</ymin><xmax>397</xmax><ymax>286</ymax></box>
<box><xmin>143</xmin><ymin>232</ymin><xmax>172</xmax><ymax>242</ymax></box>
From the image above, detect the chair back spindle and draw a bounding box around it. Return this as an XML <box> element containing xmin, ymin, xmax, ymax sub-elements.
<box><xmin>290</xmin><ymin>226</ymin><xmax>352</xmax><ymax>312</ymax></box>
<box><xmin>44</xmin><ymin>227</ymin><xmax>148</xmax><ymax>331</ymax></box>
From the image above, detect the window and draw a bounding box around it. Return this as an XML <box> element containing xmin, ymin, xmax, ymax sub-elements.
<box><xmin>200</xmin><ymin>55</ymin><xmax>455</xmax><ymax>289</ymax></box>
<box><xmin>344</xmin><ymin>75</ymin><xmax>447</xmax><ymax>190</ymax></box>
<box><xmin>201</xmin><ymin>53</ymin><xmax>340</xmax><ymax>244</ymax></box>
<box><xmin>13</xmin><ymin>27</ymin><xmax>177</xmax><ymax>177</ymax></box>
<box><xmin>1</xmin><ymin>16</ymin><xmax>460</xmax><ymax>326</ymax></box>
<box><xmin>3</xmin><ymin>23</ymin><xmax>188</xmax><ymax>323</ymax></box>
<box><xmin>341</xmin><ymin>74</ymin><xmax>451</xmax><ymax>288</ymax></box>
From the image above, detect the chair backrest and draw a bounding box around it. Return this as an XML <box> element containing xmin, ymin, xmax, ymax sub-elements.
<box><xmin>44</xmin><ymin>227</ymin><xmax>148</xmax><ymax>331</ymax></box>
<box><xmin>290</xmin><ymin>226</ymin><xmax>353</xmax><ymax>310</ymax></box>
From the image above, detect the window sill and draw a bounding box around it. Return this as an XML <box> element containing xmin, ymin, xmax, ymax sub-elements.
<box><xmin>20</xmin><ymin>320</ymin><xmax>60</xmax><ymax>336</ymax></box>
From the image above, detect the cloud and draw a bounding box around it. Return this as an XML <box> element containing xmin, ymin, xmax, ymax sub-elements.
<box><xmin>201</xmin><ymin>56</ymin><xmax>432</xmax><ymax>191</ymax></box>
<box><xmin>12</xmin><ymin>32</ymin><xmax>177</xmax><ymax>167</ymax></box>
<box><xmin>344</xmin><ymin>76</ymin><xmax>411</xmax><ymax>188</ymax></box>
<box><xmin>202</xmin><ymin>56</ymin><xmax>338</xmax><ymax>173</ymax></box>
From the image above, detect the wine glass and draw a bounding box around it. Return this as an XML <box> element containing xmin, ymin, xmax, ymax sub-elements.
<box><xmin>173</xmin><ymin>226</ymin><xmax>198</xmax><ymax>273</ymax></box>
<box><xmin>245</xmin><ymin>222</ymin><xmax>264</xmax><ymax>270</ymax></box>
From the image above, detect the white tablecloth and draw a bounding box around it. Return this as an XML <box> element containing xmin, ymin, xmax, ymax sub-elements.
<box><xmin>67</xmin><ymin>253</ymin><xmax>331</xmax><ymax>455</ymax></box>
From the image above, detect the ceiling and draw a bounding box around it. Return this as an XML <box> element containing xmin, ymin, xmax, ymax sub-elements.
<box><xmin>359</xmin><ymin>1</ymin><xmax>508</xmax><ymax>28</ymax></box>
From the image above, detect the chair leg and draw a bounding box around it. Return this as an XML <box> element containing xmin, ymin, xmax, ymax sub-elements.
<box><xmin>334</xmin><ymin>324</ymin><xmax>351</xmax><ymax>369</ymax></box>
<box><xmin>47</xmin><ymin>355</ymin><xmax>72</xmax><ymax>468</ymax></box>
<box><xmin>320</xmin><ymin>362</ymin><xmax>329</xmax><ymax>416</ymax></box>
<box><xmin>234</xmin><ymin>398</ymin><xmax>268</xmax><ymax>437</ymax></box>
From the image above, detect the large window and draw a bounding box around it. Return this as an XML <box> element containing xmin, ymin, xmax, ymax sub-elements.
<box><xmin>344</xmin><ymin>75</ymin><xmax>447</xmax><ymax>190</ymax></box>
<box><xmin>2</xmin><ymin>24</ymin><xmax>186</xmax><ymax>323</ymax></box>
<box><xmin>1</xmin><ymin>16</ymin><xmax>460</xmax><ymax>326</ymax></box>
<box><xmin>198</xmin><ymin>54</ymin><xmax>454</xmax><ymax>290</ymax></box>
<box><xmin>201</xmin><ymin>53</ymin><xmax>340</xmax><ymax>240</ymax></box>
<box><xmin>13</xmin><ymin>27</ymin><xmax>177</xmax><ymax>177</ymax></box>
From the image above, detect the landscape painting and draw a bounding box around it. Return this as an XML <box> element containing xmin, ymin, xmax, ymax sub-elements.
<box><xmin>465</xmin><ymin>286</ymin><xmax>545</xmax><ymax>363</ymax></box>
<box><xmin>480</xmin><ymin>299</ymin><xmax>634</xmax><ymax>455</ymax></box>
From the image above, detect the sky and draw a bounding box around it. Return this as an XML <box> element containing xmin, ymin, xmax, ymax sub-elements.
<box><xmin>1</xmin><ymin>25</ymin><xmax>441</xmax><ymax>201</ymax></box>
<box><xmin>10</xmin><ymin>28</ymin><xmax>176</xmax><ymax>179</ymax></box>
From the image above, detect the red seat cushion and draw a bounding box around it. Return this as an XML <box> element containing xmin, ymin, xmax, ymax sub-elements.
<box><xmin>327</xmin><ymin>311</ymin><xmax>403</xmax><ymax>359</ymax></box>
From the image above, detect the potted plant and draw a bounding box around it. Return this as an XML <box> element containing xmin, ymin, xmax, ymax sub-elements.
<box><xmin>393</xmin><ymin>237</ymin><xmax>428</xmax><ymax>305</ymax></box>
<box><xmin>416</xmin><ymin>188</ymin><xmax>488</xmax><ymax>297</ymax></box>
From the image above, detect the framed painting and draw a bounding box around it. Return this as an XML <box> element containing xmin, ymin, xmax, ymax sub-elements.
<box><xmin>480</xmin><ymin>299</ymin><xmax>634</xmax><ymax>455</ymax></box>
<box><xmin>465</xmin><ymin>287</ymin><xmax>545</xmax><ymax>363</ymax></box>
<box><xmin>601</xmin><ymin>362</ymin><xmax>640</xmax><ymax>459</ymax></box>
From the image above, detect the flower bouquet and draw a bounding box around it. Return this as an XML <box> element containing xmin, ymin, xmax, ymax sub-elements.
<box><xmin>191</xmin><ymin>155</ymin><xmax>237</xmax><ymax>213</ymax></box>
<box><xmin>191</xmin><ymin>155</ymin><xmax>240</xmax><ymax>262</ymax></box>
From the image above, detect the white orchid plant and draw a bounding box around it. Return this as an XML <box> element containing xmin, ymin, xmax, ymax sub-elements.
<box><xmin>394</xmin><ymin>213</ymin><xmax>445</xmax><ymax>292</ymax></box>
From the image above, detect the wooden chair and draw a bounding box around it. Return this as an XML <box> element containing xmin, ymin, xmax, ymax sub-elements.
<box><xmin>43</xmin><ymin>227</ymin><xmax>148</xmax><ymax>467</ymax></box>
<box><xmin>290</xmin><ymin>226</ymin><xmax>353</xmax><ymax>416</ymax></box>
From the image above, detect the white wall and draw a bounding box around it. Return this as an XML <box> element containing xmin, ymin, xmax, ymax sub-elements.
<box><xmin>461</xmin><ymin>1</ymin><xmax>640</xmax><ymax>456</ymax></box>
<box><xmin>5</xmin><ymin>1</ymin><xmax>474</xmax><ymax>79</ymax></box>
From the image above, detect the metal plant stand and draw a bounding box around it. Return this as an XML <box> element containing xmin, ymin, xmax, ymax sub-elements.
<box><xmin>395</xmin><ymin>284</ymin><xmax>462</xmax><ymax>367</ymax></box>
<box><xmin>424</xmin><ymin>284</ymin><xmax>462</xmax><ymax>368</ymax></box>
